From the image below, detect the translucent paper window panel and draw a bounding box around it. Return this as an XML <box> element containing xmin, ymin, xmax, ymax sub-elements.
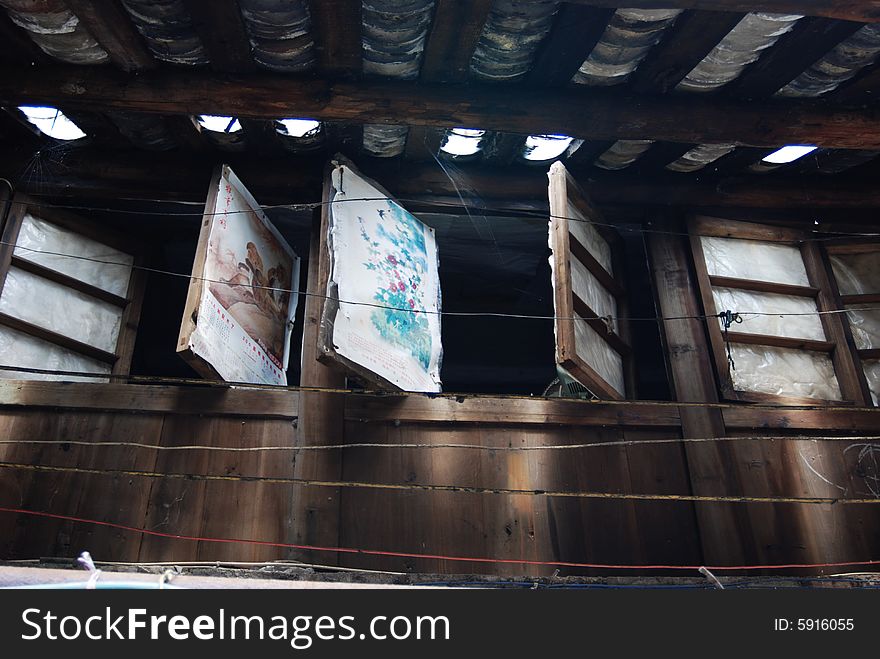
<box><xmin>573</xmin><ymin>316</ymin><xmax>625</xmax><ymax>396</ymax></box>
<box><xmin>700</xmin><ymin>236</ymin><xmax>810</xmax><ymax>286</ymax></box>
<box><xmin>845</xmin><ymin>305</ymin><xmax>880</xmax><ymax>350</ymax></box>
<box><xmin>571</xmin><ymin>257</ymin><xmax>618</xmax><ymax>333</ymax></box>
<box><xmin>863</xmin><ymin>359</ymin><xmax>880</xmax><ymax>405</ymax></box>
<box><xmin>0</xmin><ymin>267</ymin><xmax>122</xmax><ymax>352</ymax></box>
<box><xmin>0</xmin><ymin>324</ymin><xmax>110</xmax><ymax>382</ymax></box>
<box><xmin>566</xmin><ymin>201</ymin><xmax>613</xmax><ymax>275</ymax></box>
<box><xmin>830</xmin><ymin>252</ymin><xmax>880</xmax><ymax>295</ymax></box>
<box><xmin>729</xmin><ymin>343</ymin><xmax>842</xmax><ymax>400</ymax></box>
<box><xmin>14</xmin><ymin>214</ymin><xmax>134</xmax><ymax>297</ymax></box>
<box><xmin>711</xmin><ymin>287</ymin><xmax>825</xmax><ymax>340</ymax></box>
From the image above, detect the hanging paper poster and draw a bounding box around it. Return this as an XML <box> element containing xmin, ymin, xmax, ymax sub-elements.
<box><xmin>178</xmin><ymin>165</ymin><xmax>300</xmax><ymax>385</ymax></box>
<box><xmin>321</xmin><ymin>163</ymin><xmax>442</xmax><ymax>392</ymax></box>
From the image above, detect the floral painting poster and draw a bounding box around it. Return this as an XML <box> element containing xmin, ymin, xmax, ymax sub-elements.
<box><xmin>182</xmin><ymin>166</ymin><xmax>300</xmax><ymax>385</ymax></box>
<box><xmin>325</xmin><ymin>164</ymin><xmax>442</xmax><ymax>392</ymax></box>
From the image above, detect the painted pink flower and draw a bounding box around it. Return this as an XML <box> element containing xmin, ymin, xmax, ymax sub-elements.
<box><xmin>389</xmin><ymin>282</ymin><xmax>397</xmax><ymax>292</ymax></box>
<box><xmin>408</xmin><ymin>299</ymin><xmax>415</xmax><ymax>308</ymax></box>
<box><xmin>387</xmin><ymin>255</ymin><xmax>397</xmax><ymax>265</ymax></box>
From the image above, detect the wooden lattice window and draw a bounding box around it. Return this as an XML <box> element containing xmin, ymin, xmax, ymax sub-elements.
<box><xmin>826</xmin><ymin>239</ymin><xmax>880</xmax><ymax>405</ymax></box>
<box><xmin>689</xmin><ymin>216</ymin><xmax>869</xmax><ymax>406</ymax></box>
<box><xmin>0</xmin><ymin>194</ymin><xmax>145</xmax><ymax>381</ymax></box>
<box><xmin>548</xmin><ymin>162</ymin><xmax>633</xmax><ymax>400</ymax></box>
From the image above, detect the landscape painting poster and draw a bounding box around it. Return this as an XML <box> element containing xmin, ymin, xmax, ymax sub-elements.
<box><xmin>178</xmin><ymin>166</ymin><xmax>300</xmax><ymax>385</ymax></box>
<box><xmin>323</xmin><ymin>163</ymin><xmax>442</xmax><ymax>392</ymax></box>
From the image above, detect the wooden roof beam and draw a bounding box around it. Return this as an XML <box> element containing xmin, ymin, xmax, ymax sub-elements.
<box><xmin>421</xmin><ymin>0</ymin><xmax>493</xmax><ymax>82</ymax></box>
<box><xmin>3</xmin><ymin>65</ymin><xmax>880</xmax><ymax>149</ymax></box>
<box><xmin>566</xmin><ymin>1</ymin><xmax>880</xmax><ymax>23</ymax></box>
<box><xmin>65</xmin><ymin>0</ymin><xmax>155</xmax><ymax>72</ymax></box>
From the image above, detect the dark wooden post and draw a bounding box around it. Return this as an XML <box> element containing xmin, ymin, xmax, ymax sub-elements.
<box><xmin>290</xmin><ymin>174</ymin><xmax>346</xmax><ymax>564</ymax></box>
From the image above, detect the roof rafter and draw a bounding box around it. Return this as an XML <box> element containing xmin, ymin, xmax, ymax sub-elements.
<box><xmin>2</xmin><ymin>66</ymin><xmax>877</xmax><ymax>149</ymax></box>
<box><xmin>729</xmin><ymin>17</ymin><xmax>865</xmax><ymax>99</ymax></box>
<box><xmin>181</xmin><ymin>0</ymin><xmax>255</xmax><ymax>73</ymax></box>
<box><xmin>526</xmin><ymin>5</ymin><xmax>615</xmax><ymax>87</ymax></box>
<box><xmin>421</xmin><ymin>0</ymin><xmax>493</xmax><ymax>82</ymax></box>
<box><xmin>307</xmin><ymin>0</ymin><xmax>362</xmax><ymax>78</ymax></box>
<box><xmin>628</xmin><ymin>10</ymin><xmax>745</xmax><ymax>94</ymax></box>
<box><xmin>65</xmin><ymin>0</ymin><xmax>155</xmax><ymax>72</ymax></box>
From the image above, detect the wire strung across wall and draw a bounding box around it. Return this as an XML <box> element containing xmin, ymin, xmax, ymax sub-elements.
<box><xmin>1</xmin><ymin>361</ymin><xmax>879</xmax><ymax>412</ymax></box>
<box><xmin>8</xmin><ymin>196</ymin><xmax>880</xmax><ymax>242</ymax></box>
<box><xmin>0</xmin><ymin>461</ymin><xmax>876</xmax><ymax>505</ymax></box>
<box><xmin>0</xmin><ymin>434</ymin><xmax>877</xmax><ymax>453</ymax></box>
<box><xmin>1</xmin><ymin>505</ymin><xmax>879</xmax><ymax>573</ymax></box>
<box><xmin>1</xmin><ymin>238</ymin><xmax>877</xmax><ymax>326</ymax></box>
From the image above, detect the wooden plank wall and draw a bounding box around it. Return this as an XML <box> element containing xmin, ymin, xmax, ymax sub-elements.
<box><xmin>0</xmin><ymin>382</ymin><xmax>877</xmax><ymax>573</ymax></box>
<box><xmin>338</xmin><ymin>421</ymin><xmax>700</xmax><ymax>576</ymax></box>
<box><xmin>0</xmin><ymin>383</ymin><xmax>701</xmax><ymax>573</ymax></box>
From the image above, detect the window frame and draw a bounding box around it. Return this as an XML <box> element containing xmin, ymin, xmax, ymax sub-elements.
<box><xmin>548</xmin><ymin>162</ymin><xmax>633</xmax><ymax>400</ymax></box>
<box><xmin>0</xmin><ymin>193</ymin><xmax>147</xmax><ymax>379</ymax></box>
<box><xmin>688</xmin><ymin>215</ymin><xmax>870</xmax><ymax>406</ymax></box>
<box><xmin>824</xmin><ymin>238</ymin><xmax>880</xmax><ymax>402</ymax></box>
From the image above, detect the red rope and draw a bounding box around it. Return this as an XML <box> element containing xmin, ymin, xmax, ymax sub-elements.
<box><xmin>2</xmin><ymin>506</ymin><xmax>879</xmax><ymax>572</ymax></box>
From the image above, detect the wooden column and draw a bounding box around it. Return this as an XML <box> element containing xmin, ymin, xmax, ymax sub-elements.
<box><xmin>290</xmin><ymin>173</ymin><xmax>346</xmax><ymax>563</ymax></box>
<box><xmin>647</xmin><ymin>217</ymin><xmax>755</xmax><ymax>566</ymax></box>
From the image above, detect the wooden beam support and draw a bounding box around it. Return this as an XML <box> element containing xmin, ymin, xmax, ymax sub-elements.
<box><xmin>629</xmin><ymin>10</ymin><xmax>745</xmax><ymax>95</ymax></box>
<box><xmin>345</xmin><ymin>395</ymin><xmax>679</xmax><ymax>427</ymax></box>
<box><xmin>0</xmin><ymin>380</ymin><xmax>299</xmax><ymax>418</ymax></box>
<box><xmin>421</xmin><ymin>0</ymin><xmax>493</xmax><ymax>83</ymax></box>
<box><xmin>239</xmin><ymin>119</ymin><xmax>281</xmax><ymax>155</ymax></box>
<box><xmin>566</xmin><ymin>1</ymin><xmax>880</xmax><ymax>23</ymax></box>
<box><xmin>65</xmin><ymin>0</ymin><xmax>156</xmax><ymax>72</ymax></box>
<box><xmin>730</xmin><ymin>18</ymin><xmax>865</xmax><ymax>100</ymax></box>
<box><xmin>3</xmin><ymin>66</ymin><xmax>880</xmax><ymax>149</ymax></box>
<box><xmin>632</xmin><ymin>142</ymin><xmax>697</xmax><ymax>172</ymax></box>
<box><xmin>164</xmin><ymin>115</ymin><xmax>211</xmax><ymax>153</ymax></box>
<box><xmin>527</xmin><ymin>5</ymin><xmax>615</xmax><ymax>87</ymax></box>
<box><xmin>723</xmin><ymin>406</ymin><xmax>880</xmax><ymax>430</ymax></box>
<box><xmin>181</xmin><ymin>0</ymin><xmax>255</xmax><ymax>73</ymax></box>
<box><xmin>647</xmin><ymin>217</ymin><xmax>753</xmax><ymax>566</ymax></box>
<box><xmin>307</xmin><ymin>0</ymin><xmax>362</xmax><ymax>78</ymax></box>
<box><xmin>291</xmin><ymin>175</ymin><xmax>346</xmax><ymax>563</ymax></box>
<box><xmin>0</xmin><ymin>379</ymin><xmax>875</xmax><ymax>431</ymax></box>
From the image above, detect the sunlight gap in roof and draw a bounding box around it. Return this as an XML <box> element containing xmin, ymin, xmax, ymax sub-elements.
<box><xmin>762</xmin><ymin>145</ymin><xmax>818</xmax><ymax>164</ymax></box>
<box><xmin>523</xmin><ymin>134</ymin><xmax>574</xmax><ymax>161</ymax></box>
<box><xmin>18</xmin><ymin>106</ymin><xmax>85</xmax><ymax>141</ymax></box>
<box><xmin>197</xmin><ymin>115</ymin><xmax>242</xmax><ymax>133</ymax></box>
<box><xmin>276</xmin><ymin>118</ymin><xmax>321</xmax><ymax>137</ymax></box>
<box><xmin>441</xmin><ymin>128</ymin><xmax>485</xmax><ymax>156</ymax></box>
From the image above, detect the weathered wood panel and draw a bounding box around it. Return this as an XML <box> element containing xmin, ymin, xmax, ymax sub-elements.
<box><xmin>0</xmin><ymin>382</ymin><xmax>876</xmax><ymax>573</ymax></box>
<box><xmin>4</xmin><ymin>66</ymin><xmax>880</xmax><ymax>149</ymax></box>
<box><xmin>337</xmin><ymin>420</ymin><xmax>699</xmax><ymax>575</ymax></box>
